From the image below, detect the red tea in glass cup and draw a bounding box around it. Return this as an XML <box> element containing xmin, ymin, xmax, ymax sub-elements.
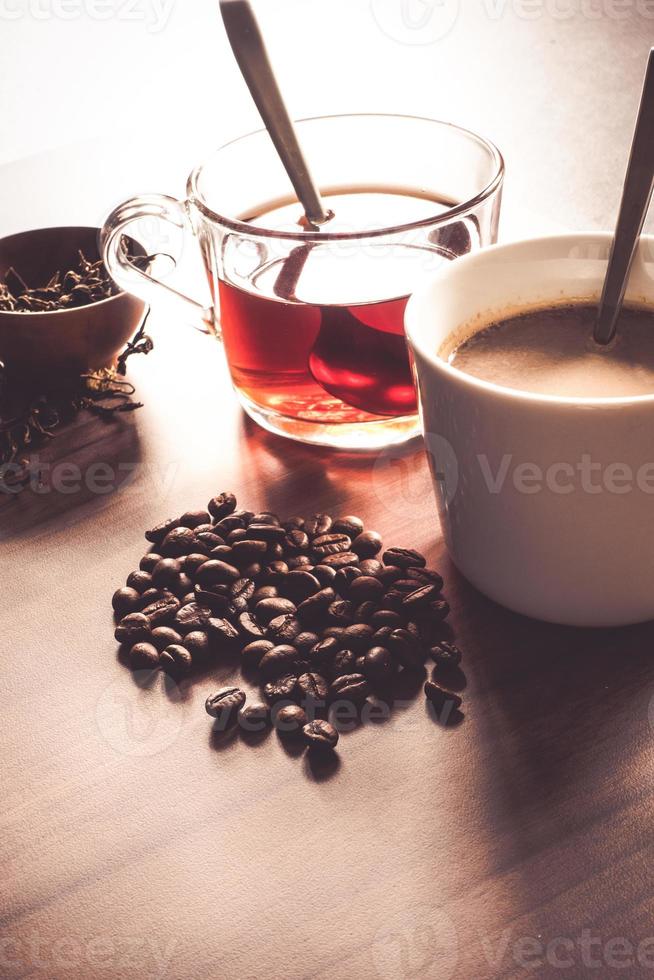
<box><xmin>102</xmin><ymin>115</ymin><xmax>504</xmax><ymax>449</ymax></box>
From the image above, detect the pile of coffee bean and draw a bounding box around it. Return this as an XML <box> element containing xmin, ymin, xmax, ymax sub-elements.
<box><xmin>0</xmin><ymin>251</ymin><xmax>119</xmax><ymax>312</ymax></box>
<box><xmin>112</xmin><ymin>492</ymin><xmax>464</xmax><ymax>755</ymax></box>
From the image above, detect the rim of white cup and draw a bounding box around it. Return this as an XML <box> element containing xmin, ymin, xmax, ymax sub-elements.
<box><xmin>405</xmin><ymin>231</ymin><xmax>654</xmax><ymax>408</ymax></box>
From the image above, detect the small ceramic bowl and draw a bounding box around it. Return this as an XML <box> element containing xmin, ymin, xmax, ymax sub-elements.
<box><xmin>0</xmin><ymin>226</ymin><xmax>147</xmax><ymax>380</ymax></box>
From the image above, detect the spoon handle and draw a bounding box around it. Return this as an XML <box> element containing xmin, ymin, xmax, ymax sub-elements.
<box><xmin>219</xmin><ymin>0</ymin><xmax>331</xmax><ymax>228</ymax></box>
<box><xmin>594</xmin><ymin>47</ymin><xmax>654</xmax><ymax>345</ymax></box>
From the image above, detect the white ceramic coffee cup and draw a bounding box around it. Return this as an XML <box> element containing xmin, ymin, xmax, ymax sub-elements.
<box><xmin>405</xmin><ymin>232</ymin><xmax>654</xmax><ymax>627</ymax></box>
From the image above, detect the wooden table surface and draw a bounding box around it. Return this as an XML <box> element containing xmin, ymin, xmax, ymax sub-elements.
<box><xmin>3</xmin><ymin>8</ymin><xmax>654</xmax><ymax>980</ymax></box>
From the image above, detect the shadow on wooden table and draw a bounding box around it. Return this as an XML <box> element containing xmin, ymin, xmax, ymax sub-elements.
<box><xmin>0</xmin><ymin>410</ymin><xmax>142</xmax><ymax>539</ymax></box>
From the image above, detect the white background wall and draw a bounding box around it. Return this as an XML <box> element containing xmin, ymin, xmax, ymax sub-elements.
<box><xmin>0</xmin><ymin>0</ymin><xmax>652</xmax><ymax>235</ymax></box>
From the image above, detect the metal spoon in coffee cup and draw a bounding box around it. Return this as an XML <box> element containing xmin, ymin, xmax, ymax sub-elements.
<box><xmin>219</xmin><ymin>0</ymin><xmax>334</xmax><ymax>230</ymax></box>
<box><xmin>594</xmin><ymin>47</ymin><xmax>654</xmax><ymax>346</ymax></box>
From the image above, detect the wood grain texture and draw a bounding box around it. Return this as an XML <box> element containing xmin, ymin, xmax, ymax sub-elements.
<box><xmin>3</xmin><ymin>13</ymin><xmax>654</xmax><ymax>980</ymax></box>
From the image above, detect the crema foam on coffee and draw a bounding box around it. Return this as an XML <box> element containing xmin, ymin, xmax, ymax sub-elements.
<box><xmin>444</xmin><ymin>303</ymin><xmax>654</xmax><ymax>398</ymax></box>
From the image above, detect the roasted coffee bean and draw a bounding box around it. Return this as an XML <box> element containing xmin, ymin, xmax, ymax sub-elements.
<box><xmin>193</xmin><ymin>524</ymin><xmax>215</xmax><ymax>536</ymax></box>
<box><xmin>231</xmin><ymin>539</ymin><xmax>268</xmax><ymax>563</ymax></box>
<box><xmin>428</xmin><ymin>600</ymin><xmax>451</xmax><ymax>621</ymax></box>
<box><xmin>255</xmin><ymin>596</ymin><xmax>297</xmax><ymax>624</ymax></box>
<box><xmin>139</xmin><ymin>553</ymin><xmax>161</xmax><ymax>573</ymax></box>
<box><xmin>161</xmin><ymin>526</ymin><xmax>197</xmax><ymax>557</ymax></box>
<box><xmin>234</xmin><ymin>509</ymin><xmax>255</xmax><ymax>524</ymax></box>
<box><xmin>213</xmin><ymin>516</ymin><xmax>242</xmax><ymax>536</ymax></box>
<box><xmin>180</xmin><ymin>509</ymin><xmax>211</xmax><ymax>528</ymax></box>
<box><xmin>238</xmin><ymin>612</ymin><xmax>266</xmax><ymax>642</ymax></box>
<box><xmin>297</xmin><ymin>587</ymin><xmax>336</xmax><ymax>623</ymax></box>
<box><xmin>313</xmin><ymin>564</ymin><xmax>337</xmax><ymax>586</ymax></box>
<box><xmin>355</xmin><ymin>601</ymin><xmax>379</xmax><ymax>623</ymax></box>
<box><xmin>251</xmin><ymin>511</ymin><xmax>280</xmax><ymax>526</ymax></box>
<box><xmin>388</xmin><ymin>628</ymin><xmax>425</xmax><ymax>669</ymax></box>
<box><xmin>194</xmin><ymin>585</ymin><xmax>230</xmax><ymax>612</ymax></box>
<box><xmin>184</xmin><ymin>631</ymin><xmax>210</xmax><ymax>657</ymax></box>
<box><xmin>284</xmin><ymin>529</ymin><xmax>310</xmax><ymax>554</ymax></box>
<box><xmin>181</xmin><ymin>592</ymin><xmax>196</xmax><ymax>606</ymax></box>
<box><xmin>160</xmin><ymin>644</ymin><xmax>192</xmax><ymax>674</ymax></box>
<box><xmin>259</xmin><ymin>561</ymin><xmax>289</xmax><ymax>586</ymax></box>
<box><xmin>112</xmin><ymin>587</ymin><xmax>142</xmax><ymax>617</ymax></box>
<box><xmin>358</xmin><ymin>558</ymin><xmax>384</xmax><ymax>577</ymax></box>
<box><xmin>430</xmin><ymin>641</ymin><xmax>462</xmax><ymax>668</ymax></box>
<box><xmin>205</xmin><ymin>686</ymin><xmax>245</xmax><ymax>726</ymax></box>
<box><xmin>406</xmin><ymin>566</ymin><xmax>444</xmax><ymax>590</ymax></box>
<box><xmin>364</xmin><ymin>647</ymin><xmax>396</xmax><ymax>686</ymax></box>
<box><xmin>151</xmin><ymin>626</ymin><xmax>183</xmax><ymax>652</ymax></box>
<box><xmin>382</xmin><ymin>590</ymin><xmax>405</xmax><ymax>613</ymax></box>
<box><xmin>207</xmin><ymin>617</ymin><xmax>240</xmax><ymax>647</ymax></box>
<box><xmin>140</xmin><ymin>588</ymin><xmax>173</xmax><ymax>608</ymax></box>
<box><xmin>183</xmin><ymin>553</ymin><xmax>209</xmax><ymax>575</ymax></box>
<box><xmin>370</xmin><ymin>609</ymin><xmax>402</xmax><ymax>628</ymax></box>
<box><xmin>145</xmin><ymin>516</ymin><xmax>180</xmax><ymax>544</ymax></box>
<box><xmin>351</xmin><ymin>530</ymin><xmax>382</xmax><ymax>558</ymax></box>
<box><xmin>372</xmin><ymin>626</ymin><xmax>394</xmax><ymax>647</ymax></box>
<box><xmin>334</xmin><ymin>566</ymin><xmax>364</xmax><ymax>596</ymax></box>
<box><xmin>331</xmin><ymin>648</ymin><xmax>357</xmax><ymax>678</ymax></box>
<box><xmin>259</xmin><ymin>644</ymin><xmax>300</xmax><ymax>679</ymax></box>
<box><xmin>303</xmin><ymin>719</ymin><xmax>339</xmax><ymax>750</ymax></box>
<box><xmin>349</xmin><ymin>576</ymin><xmax>384</xmax><ymax>603</ymax></box>
<box><xmin>281</xmin><ymin>570</ymin><xmax>321</xmax><ymax>602</ymax></box>
<box><xmin>392</xmin><ymin>579</ymin><xmax>421</xmax><ymax>594</ymax></box>
<box><xmin>195</xmin><ymin>560</ymin><xmax>241</xmax><ymax>588</ymax></box>
<box><xmin>244</xmin><ymin>562</ymin><xmax>263</xmax><ymax>580</ymax></box>
<box><xmin>268</xmin><ymin>544</ymin><xmax>286</xmax><ymax>562</ymax></box>
<box><xmin>323</xmin><ymin>626</ymin><xmax>347</xmax><ymax>643</ymax></box>
<box><xmin>383</xmin><ymin>547</ymin><xmax>426</xmax><ymax>569</ymax></box>
<box><xmin>267</xmin><ymin>614</ymin><xmax>301</xmax><ymax>644</ymax></box>
<box><xmin>129</xmin><ymin>642</ymin><xmax>159</xmax><ymax>670</ymax></box>
<box><xmin>304</xmin><ymin>514</ymin><xmax>332</xmax><ymax>537</ymax></box>
<box><xmin>172</xmin><ymin>573</ymin><xmax>193</xmax><ymax>598</ymax></box>
<box><xmin>274</xmin><ymin>703</ymin><xmax>308</xmax><ymax>735</ymax></box>
<box><xmin>355</xmin><ymin>655</ymin><xmax>366</xmax><ymax>673</ymax></box>
<box><xmin>142</xmin><ymin>595</ymin><xmax>181</xmax><ymax>627</ymax></box>
<box><xmin>312</xmin><ymin>533</ymin><xmax>352</xmax><ymax>559</ymax></box>
<box><xmin>377</xmin><ymin>565</ymin><xmax>404</xmax><ymax>587</ymax></box>
<box><xmin>241</xmin><ymin>638</ymin><xmax>273</xmax><ymax>669</ymax></box>
<box><xmin>327</xmin><ymin>600</ymin><xmax>355</xmax><ymax>625</ymax></box>
<box><xmin>403</xmin><ymin>584</ymin><xmax>439</xmax><ymax>611</ymax></box>
<box><xmin>207</xmin><ymin>492</ymin><xmax>237</xmax><ymax>521</ymax></box>
<box><xmin>246</xmin><ymin>523</ymin><xmax>286</xmax><ymax>543</ymax></box>
<box><xmin>209</xmin><ymin>545</ymin><xmax>235</xmax><ymax>562</ymax></box>
<box><xmin>297</xmin><ymin>672</ymin><xmax>329</xmax><ymax>702</ymax></box>
<box><xmin>424</xmin><ymin>681</ymin><xmax>462</xmax><ymax>712</ymax></box>
<box><xmin>230</xmin><ymin>577</ymin><xmax>256</xmax><ymax>602</ymax></box>
<box><xmin>309</xmin><ymin>636</ymin><xmax>341</xmax><ymax>670</ymax></box>
<box><xmin>195</xmin><ymin>531</ymin><xmax>226</xmax><ymax>552</ymax></box>
<box><xmin>126</xmin><ymin>570</ymin><xmax>152</xmax><ymax>593</ymax></box>
<box><xmin>332</xmin><ymin>515</ymin><xmax>364</xmax><ymax>538</ymax></box>
<box><xmin>151</xmin><ymin>558</ymin><xmax>182</xmax><ymax>588</ymax></box>
<box><xmin>341</xmin><ymin>623</ymin><xmax>375</xmax><ymax>653</ymax></box>
<box><xmin>264</xmin><ymin>673</ymin><xmax>298</xmax><ymax>704</ymax></box>
<box><xmin>330</xmin><ymin>673</ymin><xmax>369</xmax><ymax>702</ymax></box>
<box><xmin>250</xmin><ymin>586</ymin><xmax>277</xmax><ymax>605</ymax></box>
<box><xmin>294</xmin><ymin>631</ymin><xmax>320</xmax><ymax>654</ymax></box>
<box><xmin>320</xmin><ymin>551</ymin><xmax>359</xmax><ymax>570</ymax></box>
<box><xmin>282</xmin><ymin>515</ymin><xmax>305</xmax><ymax>532</ymax></box>
<box><xmin>227</xmin><ymin>528</ymin><xmax>247</xmax><ymax>544</ymax></box>
<box><xmin>239</xmin><ymin>702</ymin><xmax>271</xmax><ymax>730</ymax></box>
<box><xmin>287</xmin><ymin>556</ymin><xmax>314</xmax><ymax>571</ymax></box>
<box><xmin>174</xmin><ymin>602</ymin><xmax>211</xmax><ymax>634</ymax></box>
<box><xmin>115</xmin><ymin>612</ymin><xmax>151</xmax><ymax>645</ymax></box>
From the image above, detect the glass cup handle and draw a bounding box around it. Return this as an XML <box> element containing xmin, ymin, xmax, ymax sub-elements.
<box><xmin>101</xmin><ymin>193</ymin><xmax>215</xmax><ymax>334</ymax></box>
